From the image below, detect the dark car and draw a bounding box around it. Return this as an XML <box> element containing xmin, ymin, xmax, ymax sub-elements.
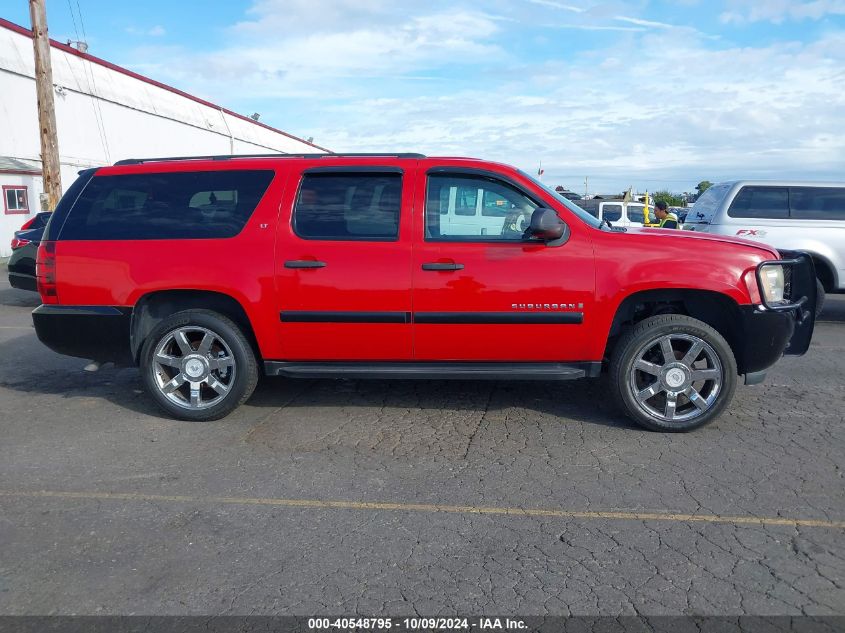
<box><xmin>8</xmin><ymin>212</ymin><xmax>51</xmax><ymax>291</ymax></box>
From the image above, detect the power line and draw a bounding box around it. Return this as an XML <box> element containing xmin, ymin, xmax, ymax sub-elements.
<box><xmin>65</xmin><ymin>0</ymin><xmax>80</xmax><ymax>40</ymax></box>
<box><xmin>69</xmin><ymin>0</ymin><xmax>112</xmax><ymax>163</ymax></box>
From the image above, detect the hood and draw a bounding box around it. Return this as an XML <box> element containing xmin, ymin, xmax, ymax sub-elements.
<box><xmin>623</xmin><ymin>227</ymin><xmax>779</xmax><ymax>258</ymax></box>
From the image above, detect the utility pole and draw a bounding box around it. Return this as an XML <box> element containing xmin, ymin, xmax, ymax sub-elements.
<box><xmin>584</xmin><ymin>176</ymin><xmax>588</xmax><ymax>200</ymax></box>
<box><xmin>29</xmin><ymin>0</ymin><xmax>62</xmax><ymax>210</ymax></box>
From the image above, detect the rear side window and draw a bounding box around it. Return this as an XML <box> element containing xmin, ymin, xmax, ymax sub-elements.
<box><xmin>728</xmin><ymin>186</ymin><xmax>789</xmax><ymax>219</ymax></box>
<box><xmin>293</xmin><ymin>172</ymin><xmax>402</xmax><ymax>240</ymax></box>
<box><xmin>59</xmin><ymin>170</ymin><xmax>274</xmax><ymax>240</ymax></box>
<box><xmin>602</xmin><ymin>204</ymin><xmax>622</xmax><ymax>222</ymax></box>
<box><xmin>627</xmin><ymin>205</ymin><xmax>645</xmax><ymax>224</ymax></box>
<box><xmin>790</xmin><ymin>187</ymin><xmax>845</xmax><ymax>221</ymax></box>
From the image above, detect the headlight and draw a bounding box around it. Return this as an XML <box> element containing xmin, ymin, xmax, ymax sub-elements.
<box><xmin>760</xmin><ymin>264</ymin><xmax>785</xmax><ymax>304</ymax></box>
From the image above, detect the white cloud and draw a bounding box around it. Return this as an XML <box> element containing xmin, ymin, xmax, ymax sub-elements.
<box><xmin>232</xmin><ymin>0</ymin><xmax>398</xmax><ymax>34</ymax></box>
<box><xmin>125</xmin><ymin>25</ymin><xmax>167</xmax><ymax>37</ymax></box>
<box><xmin>545</xmin><ymin>23</ymin><xmax>645</xmax><ymax>31</ymax></box>
<box><xmin>124</xmin><ymin>2</ymin><xmax>845</xmax><ymax>191</ymax></box>
<box><xmin>613</xmin><ymin>16</ymin><xmax>677</xmax><ymax>29</ymax></box>
<box><xmin>308</xmin><ymin>32</ymin><xmax>845</xmax><ymax>189</ymax></box>
<box><xmin>132</xmin><ymin>6</ymin><xmax>506</xmax><ymax>100</ymax></box>
<box><xmin>526</xmin><ymin>0</ymin><xmax>585</xmax><ymax>13</ymax></box>
<box><xmin>720</xmin><ymin>0</ymin><xmax>845</xmax><ymax>24</ymax></box>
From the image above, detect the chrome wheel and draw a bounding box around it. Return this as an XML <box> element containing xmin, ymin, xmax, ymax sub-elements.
<box><xmin>628</xmin><ymin>333</ymin><xmax>723</xmax><ymax>424</ymax></box>
<box><xmin>151</xmin><ymin>326</ymin><xmax>236</xmax><ymax>411</ymax></box>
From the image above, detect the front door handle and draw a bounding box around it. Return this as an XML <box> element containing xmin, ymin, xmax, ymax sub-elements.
<box><xmin>422</xmin><ymin>262</ymin><xmax>464</xmax><ymax>271</ymax></box>
<box><xmin>285</xmin><ymin>260</ymin><xmax>327</xmax><ymax>269</ymax></box>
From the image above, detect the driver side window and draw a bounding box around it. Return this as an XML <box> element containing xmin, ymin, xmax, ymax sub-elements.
<box><xmin>426</xmin><ymin>174</ymin><xmax>540</xmax><ymax>241</ymax></box>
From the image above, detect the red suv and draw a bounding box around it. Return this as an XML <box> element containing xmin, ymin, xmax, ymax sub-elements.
<box><xmin>33</xmin><ymin>153</ymin><xmax>817</xmax><ymax>431</ymax></box>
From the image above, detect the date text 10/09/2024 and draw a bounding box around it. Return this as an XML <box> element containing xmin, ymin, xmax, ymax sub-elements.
<box><xmin>307</xmin><ymin>618</ymin><xmax>528</xmax><ymax>630</ymax></box>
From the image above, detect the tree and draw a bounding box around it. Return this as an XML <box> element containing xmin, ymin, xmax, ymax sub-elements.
<box><xmin>696</xmin><ymin>180</ymin><xmax>713</xmax><ymax>195</ymax></box>
<box><xmin>652</xmin><ymin>190</ymin><xmax>685</xmax><ymax>207</ymax></box>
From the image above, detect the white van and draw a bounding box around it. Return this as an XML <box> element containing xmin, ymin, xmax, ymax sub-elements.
<box><xmin>437</xmin><ymin>177</ymin><xmax>534</xmax><ymax>237</ymax></box>
<box><xmin>597</xmin><ymin>201</ymin><xmax>648</xmax><ymax>228</ymax></box>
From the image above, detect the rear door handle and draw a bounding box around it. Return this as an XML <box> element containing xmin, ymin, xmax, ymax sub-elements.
<box><xmin>422</xmin><ymin>262</ymin><xmax>464</xmax><ymax>271</ymax></box>
<box><xmin>284</xmin><ymin>260</ymin><xmax>327</xmax><ymax>269</ymax></box>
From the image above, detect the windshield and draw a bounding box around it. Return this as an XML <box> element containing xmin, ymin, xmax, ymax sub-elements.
<box><xmin>517</xmin><ymin>170</ymin><xmax>602</xmax><ymax>229</ymax></box>
<box><xmin>687</xmin><ymin>183</ymin><xmax>732</xmax><ymax>224</ymax></box>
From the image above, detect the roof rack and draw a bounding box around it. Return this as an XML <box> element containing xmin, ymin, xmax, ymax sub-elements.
<box><xmin>114</xmin><ymin>152</ymin><xmax>426</xmax><ymax>166</ymax></box>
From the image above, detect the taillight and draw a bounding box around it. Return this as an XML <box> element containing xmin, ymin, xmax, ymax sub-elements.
<box><xmin>36</xmin><ymin>241</ymin><xmax>58</xmax><ymax>304</ymax></box>
<box><xmin>19</xmin><ymin>216</ymin><xmax>38</xmax><ymax>231</ymax></box>
<box><xmin>11</xmin><ymin>237</ymin><xmax>31</xmax><ymax>250</ymax></box>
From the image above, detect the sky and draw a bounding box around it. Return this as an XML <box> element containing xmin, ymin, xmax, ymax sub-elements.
<box><xmin>5</xmin><ymin>0</ymin><xmax>845</xmax><ymax>194</ymax></box>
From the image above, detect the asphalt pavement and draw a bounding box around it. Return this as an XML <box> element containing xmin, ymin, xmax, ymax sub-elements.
<box><xmin>0</xmin><ymin>273</ymin><xmax>842</xmax><ymax>616</ymax></box>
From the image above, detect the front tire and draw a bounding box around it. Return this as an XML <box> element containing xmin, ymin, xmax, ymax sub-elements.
<box><xmin>815</xmin><ymin>278</ymin><xmax>825</xmax><ymax>318</ymax></box>
<box><xmin>140</xmin><ymin>310</ymin><xmax>259</xmax><ymax>421</ymax></box>
<box><xmin>609</xmin><ymin>315</ymin><xmax>737</xmax><ymax>432</ymax></box>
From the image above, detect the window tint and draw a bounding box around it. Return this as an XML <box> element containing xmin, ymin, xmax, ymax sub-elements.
<box><xmin>426</xmin><ymin>174</ymin><xmax>540</xmax><ymax>241</ymax></box>
<box><xmin>293</xmin><ymin>173</ymin><xmax>401</xmax><ymax>240</ymax></box>
<box><xmin>789</xmin><ymin>187</ymin><xmax>845</xmax><ymax>221</ymax></box>
<box><xmin>481</xmin><ymin>189</ymin><xmax>513</xmax><ymax>217</ymax></box>
<box><xmin>728</xmin><ymin>186</ymin><xmax>789</xmax><ymax>219</ymax></box>
<box><xmin>602</xmin><ymin>204</ymin><xmax>622</xmax><ymax>222</ymax></box>
<box><xmin>60</xmin><ymin>170</ymin><xmax>274</xmax><ymax>240</ymax></box>
<box><xmin>454</xmin><ymin>185</ymin><xmax>478</xmax><ymax>216</ymax></box>
<box><xmin>627</xmin><ymin>205</ymin><xmax>645</xmax><ymax>224</ymax></box>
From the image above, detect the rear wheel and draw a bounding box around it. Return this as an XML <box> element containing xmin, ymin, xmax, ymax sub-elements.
<box><xmin>610</xmin><ymin>315</ymin><xmax>737</xmax><ymax>432</ymax></box>
<box><xmin>140</xmin><ymin>310</ymin><xmax>258</xmax><ymax>421</ymax></box>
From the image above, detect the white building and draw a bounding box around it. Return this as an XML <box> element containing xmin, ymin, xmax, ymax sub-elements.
<box><xmin>0</xmin><ymin>17</ymin><xmax>329</xmax><ymax>257</ymax></box>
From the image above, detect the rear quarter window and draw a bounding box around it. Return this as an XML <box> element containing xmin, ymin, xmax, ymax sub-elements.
<box><xmin>59</xmin><ymin>170</ymin><xmax>274</xmax><ymax>240</ymax></box>
<box><xmin>602</xmin><ymin>204</ymin><xmax>622</xmax><ymax>222</ymax></box>
<box><xmin>627</xmin><ymin>205</ymin><xmax>645</xmax><ymax>224</ymax></box>
<box><xmin>789</xmin><ymin>187</ymin><xmax>845</xmax><ymax>221</ymax></box>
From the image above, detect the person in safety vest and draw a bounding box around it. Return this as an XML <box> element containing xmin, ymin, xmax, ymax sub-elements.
<box><xmin>653</xmin><ymin>201</ymin><xmax>679</xmax><ymax>229</ymax></box>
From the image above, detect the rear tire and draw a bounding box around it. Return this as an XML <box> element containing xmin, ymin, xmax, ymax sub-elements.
<box><xmin>140</xmin><ymin>309</ymin><xmax>259</xmax><ymax>421</ymax></box>
<box><xmin>609</xmin><ymin>315</ymin><xmax>737</xmax><ymax>432</ymax></box>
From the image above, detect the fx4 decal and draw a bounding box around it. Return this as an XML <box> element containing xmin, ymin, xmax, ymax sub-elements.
<box><xmin>736</xmin><ymin>229</ymin><xmax>767</xmax><ymax>237</ymax></box>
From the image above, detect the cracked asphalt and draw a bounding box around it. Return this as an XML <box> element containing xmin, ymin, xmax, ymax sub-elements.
<box><xmin>0</xmin><ymin>274</ymin><xmax>843</xmax><ymax>616</ymax></box>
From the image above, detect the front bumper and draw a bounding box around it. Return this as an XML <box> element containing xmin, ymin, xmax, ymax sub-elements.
<box><xmin>736</xmin><ymin>307</ymin><xmax>796</xmax><ymax>374</ymax></box>
<box><xmin>738</xmin><ymin>251</ymin><xmax>816</xmax><ymax>374</ymax></box>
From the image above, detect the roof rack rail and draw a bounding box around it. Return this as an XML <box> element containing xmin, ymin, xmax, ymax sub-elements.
<box><xmin>114</xmin><ymin>152</ymin><xmax>426</xmax><ymax>166</ymax></box>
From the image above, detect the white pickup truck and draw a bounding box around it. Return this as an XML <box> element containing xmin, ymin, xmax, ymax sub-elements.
<box><xmin>683</xmin><ymin>180</ymin><xmax>845</xmax><ymax>313</ymax></box>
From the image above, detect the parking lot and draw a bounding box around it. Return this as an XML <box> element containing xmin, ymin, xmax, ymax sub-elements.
<box><xmin>0</xmin><ymin>269</ymin><xmax>843</xmax><ymax>616</ymax></box>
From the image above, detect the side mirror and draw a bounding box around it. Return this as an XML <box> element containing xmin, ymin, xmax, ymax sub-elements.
<box><xmin>528</xmin><ymin>207</ymin><xmax>569</xmax><ymax>245</ymax></box>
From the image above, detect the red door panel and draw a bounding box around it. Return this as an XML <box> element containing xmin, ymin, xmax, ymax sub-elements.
<box><xmin>411</xmin><ymin>166</ymin><xmax>597</xmax><ymax>362</ymax></box>
<box><xmin>274</xmin><ymin>163</ymin><xmax>416</xmax><ymax>360</ymax></box>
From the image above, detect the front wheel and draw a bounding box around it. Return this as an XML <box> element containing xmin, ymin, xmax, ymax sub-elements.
<box><xmin>609</xmin><ymin>315</ymin><xmax>737</xmax><ymax>432</ymax></box>
<box><xmin>815</xmin><ymin>278</ymin><xmax>825</xmax><ymax>318</ymax></box>
<box><xmin>140</xmin><ymin>310</ymin><xmax>259</xmax><ymax>421</ymax></box>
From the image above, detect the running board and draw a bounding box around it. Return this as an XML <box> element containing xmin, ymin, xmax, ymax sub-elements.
<box><xmin>263</xmin><ymin>361</ymin><xmax>601</xmax><ymax>381</ymax></box>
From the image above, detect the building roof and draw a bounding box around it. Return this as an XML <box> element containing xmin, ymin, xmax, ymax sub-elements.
<box><xmin>0</xmin><ymin>17</ymin><xmax>331</xmax><ymax>154</ymax></box>
<box><xmin>0</xmin><ymin>156</ymin><xmax>41</xmax><ymax>175</ymax></box>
